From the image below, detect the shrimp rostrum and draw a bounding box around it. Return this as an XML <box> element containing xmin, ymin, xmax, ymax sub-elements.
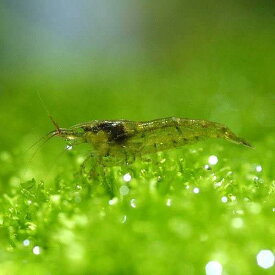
<box><xmin>47</xmin><ymin>117</ymin><xmax>252</xmax><ymax>167</ymax></box>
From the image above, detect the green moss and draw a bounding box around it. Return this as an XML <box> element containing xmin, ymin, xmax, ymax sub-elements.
<box><xmin>0</xmin><ymin>137</ymin><xmax>274</xmax><ymax>274</ymax></box>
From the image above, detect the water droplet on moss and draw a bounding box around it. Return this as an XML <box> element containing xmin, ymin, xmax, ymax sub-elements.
<box><xmin>255</xmin><ymin>165</ymin><xmax>262</xmax><ymax>172</ymax></box>
<box><xmin>130</xmin><ymin>199</ymin><xmax>136</xmax><ymax>208</ymax></box>
<box><xmin>208</xmin><ymin>155</ymin><xmax>218</xmax><ymax>165</ymax></box>
<box><xmin>221</xmin><ymin>196</ymin><xmax>228</xmax><ymax>203</ymax></box>
<box><xmin>32</xmin><ymin>246</ymin><xmax>41</xmax><ymax>255</ymax></box>
<box><xmin>193</xmin><ymin>187</ymin><xmax>200</xmax><ymax>194</ymax></box>
<box><xmin>256</xmin><ymin>250</ymin><xmax>274</xmax><ymax>269</ymax></box>
<box><xmin>66</xmin><ymin>145</ymin><xmax>73</xmax><ymax>150</ymax></box>
<box><xmin>108</xmin><ymin>197</ymin><xmax>118</xmax><ymax>205</ymax></box>
<box><xmin>123</xmin><ymin>173</ymin><xmax>132</xmax><ymax>182</ymax></box>
<box><xmin>205</xmin><ymin>261</ymin><xmax>223</xmax><ymax>275</ymax></box>
<box><xmin>23</xmin><ymin>239</ymin><xmax>30</xmax><ymax>246</ymax></box>
<box><xmin>121</xmin><ymin>215</ymin><xmax>127</xmax><ymax>223</ymax></box>
<box><xmin>166</xmin><ymin>198</ymin><xmax>172</xmax><ymax>207</ymax></box>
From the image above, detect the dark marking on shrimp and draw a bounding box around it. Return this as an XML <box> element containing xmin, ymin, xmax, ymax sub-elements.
<box><xmin>92</xmin><ymin>122</ymin><xmax>129</xmax><ymax>144</ymax></box>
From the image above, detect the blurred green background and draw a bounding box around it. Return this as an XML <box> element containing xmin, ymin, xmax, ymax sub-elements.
<box><xmin>0</xmin><ymin>0</ymin><xmax>274</xmax><ymax>148</ymax></box>
<box><xmin>0</xmin><ymin>0</ymin><xmax>274</xmax><ymax>274</ymax></box>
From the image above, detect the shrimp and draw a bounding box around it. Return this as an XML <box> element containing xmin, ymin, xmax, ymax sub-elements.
<box><xmin>46</xmin><ymin>117</ymin><xmax>252</xmax><ymax>167</ymax></box>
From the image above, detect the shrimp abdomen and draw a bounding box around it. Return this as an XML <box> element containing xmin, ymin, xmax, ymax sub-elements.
<box><xmin>123</xmin><ymin>117</ymin><xmax>251</xmax><ymax>155</ymax></box>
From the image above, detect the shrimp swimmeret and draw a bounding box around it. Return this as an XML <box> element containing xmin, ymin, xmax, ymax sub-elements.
<box><xmin>43</xmin><ymin>117</ymin><xmax>252</xmax><ymax>167</ymax></box>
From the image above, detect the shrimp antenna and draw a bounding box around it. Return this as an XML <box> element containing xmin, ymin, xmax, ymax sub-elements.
<box><xmin>49</xmin><ymin>115</ymin><xmax>61</xmax><ymax>135</ymax></box>
<box><xmin>23</xmin><ymin>93</ymin><xmax>62</xmax><ymax>180</ymax></box>
<box><xmin>37</xmin><ymin>91</ymin><xmax>61</xmax><ymax>134</ymax></box>
<box><xmin>25</xmin><ymin>92</ymin><xmax>60</xmax><ymax>155</ymax></box>
<box><xmin>27</xmin><ymin>131</ymin><xmax>57</xmax><ymax>161</ymax></box>
<box><xmin>25</xmin><ymin>92</ymin><xmax>59</xmax><ymax>155</ymax></box>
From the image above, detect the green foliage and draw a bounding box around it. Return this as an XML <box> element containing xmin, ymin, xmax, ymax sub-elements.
<box><xmin>0</xmin><ymin>138</ymin><xmax>274</xmax><ymax>274</ymax></box>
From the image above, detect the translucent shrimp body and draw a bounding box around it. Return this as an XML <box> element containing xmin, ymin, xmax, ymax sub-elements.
<box><xmin>49</xmin><ymin>117</ymin><xmax>251</xmax><ymax>166</ymax></box>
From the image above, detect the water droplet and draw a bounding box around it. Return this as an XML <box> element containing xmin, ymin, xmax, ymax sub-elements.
<box><xmin>208</xmin><ymin>155</ymin><xmax>218</xmax><ymax>165</ymax></box>
<box><xmin>205</xmin><ymin>261</ymin><xmax>223</xmax><ymax>275</ymax></box>
<box><xmin>130</xmin><ymin>199</ymin><xmax>136</xmax><ymax>208</ymax></box>
<box><xmin>193</xmin><ymin>187</ymin><xmax>200</xmax><ymax>194</ymax></box>
<box><xmin>256</xmin><ymin>250</ymin><xmax>274</xmax><ymax>269</ymax></box>
<box><xmin>166</xmin><ymin>198</ymin><xmax>172</xmax><ymax>207</ymax></box>
<box><xmin>66</xmin><ymin>145</ymin><xmax>73</xmax><ymax>150</ymax></box>
<box><xmin>121</xmin><ymin>215</ymin><xmax>127</xmax><ymax>223</ymax></box>
<box><xmin>256</xmin><ymin>165</ymin><xmax>262</xmax><ymax>172</ymax></box>
<box><xmin>204</xmin><ymin>165</ymin><xmax>211</xmax><ymax>170</ymax></box>
<box><xmin>221</xmin><ymin>196</ymin><xmax>228</xmax><ymax>203</ymax></box>
<box><xmin>32</xmin><ymin>246</ymin><xmax>41</xmax><ymax>255</ymax></box>
<box><xmin>108</xmin><ymin>197</ymin><xmax>118</xmax><ymax>205</ymax></box>
<box><xmin>23</xmin><ymin>239</ymin><xmax>30</xmax><ymax>246</ymax></box>
<box><xmin>123</xmin><ymin>173</ymin><xmax>132</xmax><ymax>182</ymax></box>
<box><xmin>119</xmin><ymin>185</ymin><xmax>129</xmax><ymax>196</ymax></box>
